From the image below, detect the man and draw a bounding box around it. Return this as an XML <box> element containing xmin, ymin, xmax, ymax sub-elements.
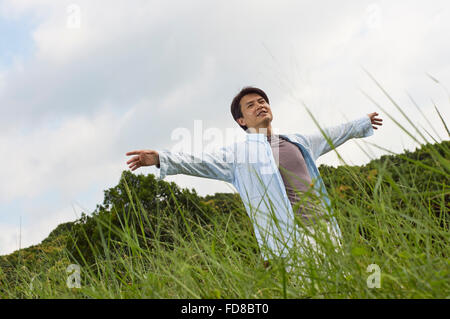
<box><xmin>125</xmin><ymin>86</ymin><xmax>383</xmax><ymax>269</ymax></box>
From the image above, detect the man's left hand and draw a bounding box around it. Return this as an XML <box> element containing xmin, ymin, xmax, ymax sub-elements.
<box><xmin>368</xmin><ymin>112</ymin><xmax>383</xmax><ymax>130</ymax></box>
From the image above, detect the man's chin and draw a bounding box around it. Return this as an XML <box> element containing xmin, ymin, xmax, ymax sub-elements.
<box><xmin>259</xmin><ymin>117</ymin><xmax>272</xmax><ymax>125</ymax></box>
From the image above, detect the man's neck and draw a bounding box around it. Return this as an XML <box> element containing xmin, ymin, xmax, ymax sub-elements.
<box><xmin>248</xmin><ymin>125</ymin><xmax>273</xmax><ymax>136</ymax></box>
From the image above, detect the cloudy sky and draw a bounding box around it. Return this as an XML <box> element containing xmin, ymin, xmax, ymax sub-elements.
<box><xmin>1</xmin><ymin>0</ymin><xmax>449</xmax><ymax>255</ymax></box>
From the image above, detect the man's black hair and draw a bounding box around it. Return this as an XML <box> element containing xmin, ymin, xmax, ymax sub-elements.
<box><xmin>230</xmin><ymin>87</ymin><xmax>270</xmax><ymax>131</ymax></box>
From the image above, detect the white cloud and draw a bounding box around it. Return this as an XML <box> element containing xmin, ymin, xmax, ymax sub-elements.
<box><xmin>0</xmin><ymin>103</ymin><xmax>125</xmax><ymax>202</ymax></box>
<box><xmin>0</xmin><ymin>203</ymin><xmax>80</xmax><ymax>255</ymax></box>
<box><xmin>0</xmin><ymin>0</ymin><xmax>449</xmax><ymax>255</ymax></box>
<box><xmin>0</xmin><ymin>224</ymin><xmax>19</xmax><ymax>256</ymax></box>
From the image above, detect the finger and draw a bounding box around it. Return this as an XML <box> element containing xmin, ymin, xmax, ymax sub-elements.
<box><xmin>130</xmin><ymin>161</ymin><xmax>139</xmax><ymax>168</ymax></box>
<box><xmin>127</xmin><ymin>160</ymin><xmax>138</xmax><ymax>166</ymax></box>
<box><xmin>125</xmin><ymin>150</ymin><xmax>143</xmax><ymax>156</ymax></box>
<box><xmin>126</xmin><ymin>156</ymin><xmax>140</xmax><ymax>164</ymax></box>
<box><xmin>372</xmin><ymin>126</ymin><xmax>378</xmax><ymax>129</ymax></box>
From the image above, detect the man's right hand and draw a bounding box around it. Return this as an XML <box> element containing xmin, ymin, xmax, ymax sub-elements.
<box><xmin>125</xmin><ymin>150</ymin><xmax>160</xmax><ymax>171</ymax></box>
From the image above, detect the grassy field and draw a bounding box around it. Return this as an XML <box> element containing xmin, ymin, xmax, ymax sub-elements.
<box><xmin>0</xmin><ymin>83</ymin><xmax>448</xmax><ymax>299</ymax></box>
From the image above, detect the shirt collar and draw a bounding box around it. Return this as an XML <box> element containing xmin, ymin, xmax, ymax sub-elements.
<box><xmin>245</xmin><ymin>133</ymin><xmax>267</xmax><ymax>142</ymax></box>
<box><xmin>245</xmin><ymin>133</ymin><xmax>281</xmax><ymax>142</ymax></box>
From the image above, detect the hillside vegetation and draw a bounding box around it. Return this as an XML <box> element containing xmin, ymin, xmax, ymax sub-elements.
<box><xmin>1</xmin><ymin>139</ymin><xmax>448</xmax><ymax>298</ymax></box>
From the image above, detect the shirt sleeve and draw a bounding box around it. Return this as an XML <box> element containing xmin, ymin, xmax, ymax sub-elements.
<box><xmin>155</xmin><ymin>146</ymin><xmax>236</xmax><ymax>184</ymax></box>
<box><xmin>304</xmin><ymin>115</ymin><xmax>374</xmax><ymax>161</ymax></box>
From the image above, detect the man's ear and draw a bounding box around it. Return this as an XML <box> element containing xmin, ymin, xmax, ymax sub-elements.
<box><xmin>237</xmin><ymin>117</ymin><xmax>246</xmax><ymax>127</ymax></box>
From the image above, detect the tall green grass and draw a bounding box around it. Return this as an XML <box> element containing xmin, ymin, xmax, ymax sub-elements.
<box><xmin>0</xmin><ymin>77</ymin><xmax>448</xmax><ymax>299</ymax></box>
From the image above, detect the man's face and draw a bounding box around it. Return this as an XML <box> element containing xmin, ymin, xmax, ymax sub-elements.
<box><xmin>237</xmin><ymin>93</ymin><xmax>273</xmax><ymax>131</ymax></box>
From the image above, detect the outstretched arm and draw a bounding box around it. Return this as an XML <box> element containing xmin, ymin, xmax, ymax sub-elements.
<box><xmin>125</xmin><ymin>147</ymin><xmax>235</xmax><ymax>184</ymax></box>
<box><xmin>304</xmin><ymin>112</ymin><xmax>383</xmax><ymax>161</ymax></box>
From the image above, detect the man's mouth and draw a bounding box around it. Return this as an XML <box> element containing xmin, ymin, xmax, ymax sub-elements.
<box><xmin>257</xmin><ymin>110</ymin><xmax>268</xmax><ymax>117</ymax></box>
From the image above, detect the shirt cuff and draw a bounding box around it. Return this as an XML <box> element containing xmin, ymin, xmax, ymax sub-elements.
<box><xmin>356</xmin><ymin>115</ymin><xmax>374</xmax><ymax>138</ymax></box>
<box><xmin>156</xmin><ymin>150</ymin><xmax>169</xmax><ymax>180</ymax></box>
